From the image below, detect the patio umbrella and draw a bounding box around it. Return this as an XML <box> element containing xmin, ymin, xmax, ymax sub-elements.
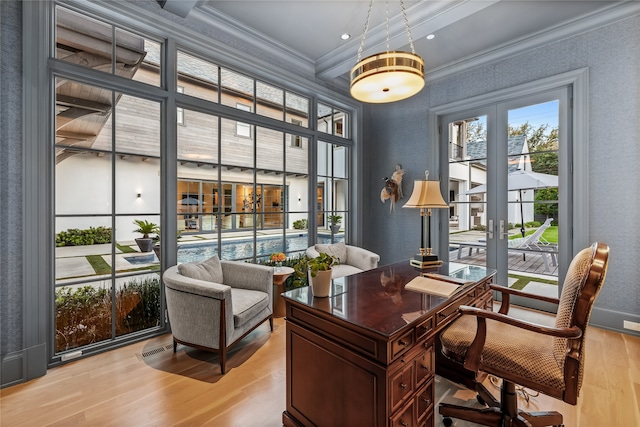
<box><xmin>178</xmin><ymin>197</ymin><xmax>202</xmax><ymax>206</ymax></box>
<box><xmin>465</xmin><ymin>170</ymin><xmax>558</xmax><ymax>237</ymax></box>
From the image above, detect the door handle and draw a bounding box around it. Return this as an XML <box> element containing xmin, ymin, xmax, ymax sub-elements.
<box><xmin>499</xmin><ymin>219</ymin><xmax>509</xmax><ymax>240</ymax></box>
<box><xmin>486</xmin><ymin>219</ymin><xmax>494</xmax><ymax>240</ymax></box>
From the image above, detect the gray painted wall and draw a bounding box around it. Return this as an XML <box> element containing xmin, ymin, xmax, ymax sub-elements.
<box><xmin>0</xmin><ymin>0</ymin><xmax>25</xmax><ymax>385</ymax></box>
<box><xmin>363</xmin><ymin>14</ymin><xmax>640</xmax><ymax>327</ymax></box>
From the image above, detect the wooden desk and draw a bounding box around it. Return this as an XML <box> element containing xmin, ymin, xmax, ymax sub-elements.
<box><xmin>281</xmin><ymin>261</ymin><xmax>495</xmax><ymax>427</ymax></box>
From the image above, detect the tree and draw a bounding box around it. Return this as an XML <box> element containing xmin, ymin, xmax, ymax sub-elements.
<box><xmin>465</xmin><ymin>120</ymin><xmax>485</xmax><ymax>142</ymax></box>
<box><xmin>534</xmin><ymin>187</ymin><xmax>558</xmax><ymax>218</ymax></box>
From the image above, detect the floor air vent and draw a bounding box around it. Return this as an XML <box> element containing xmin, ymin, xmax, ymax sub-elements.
<box><xmin>138</xmin><ymin>343</ymin><xmax>173</xmax><ymax>361</ymax></box>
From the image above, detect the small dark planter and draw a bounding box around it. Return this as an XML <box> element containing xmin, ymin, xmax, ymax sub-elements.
<box><xmin>135</xmin><ymin>238</ymin><xmax>154</xmax><ymax>253</ymax></box>
<box><xmin>152</xmin><ymin>244</ymin><xmax>161</xmax><ymax>259</ymax></box>
<box><xmin>330</xmin><ymin>224</ymin><xmax>341</xmax><ymax>234</ymax></box>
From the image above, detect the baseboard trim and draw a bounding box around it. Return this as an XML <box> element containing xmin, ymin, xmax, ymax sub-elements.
<box><xmin>590</xmin><ymin>306</ymin><xmax>640</xmax><ymax>336</ymax></box>
<box><xmin>1</xmin><ymin>343</ymin><xmax>47</xmax><ymax>388</ymax></box>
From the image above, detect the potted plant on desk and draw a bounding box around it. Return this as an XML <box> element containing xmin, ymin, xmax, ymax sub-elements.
<box><xmin>305</xmin><ymin>252</ymin><xmax>339</xmax><ymax>297</ymax></box>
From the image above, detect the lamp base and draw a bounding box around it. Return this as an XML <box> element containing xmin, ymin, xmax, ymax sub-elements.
<box><xmin>410</xmin><ymin>252</ymin><xmax>442</xmax><ymax>269</ymax></box>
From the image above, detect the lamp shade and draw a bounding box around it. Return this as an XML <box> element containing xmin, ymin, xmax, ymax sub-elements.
<box><xmin>350</xmin><ymin>51</ymin><xmax>425</xmax><ymax>103</ymax></box>
<box><xmin>403</xmin><ymin>180</ymin><xmax>448</xmax><ymax>209</ymax></box>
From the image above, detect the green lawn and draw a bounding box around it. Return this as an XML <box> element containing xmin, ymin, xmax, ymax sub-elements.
<box><xmin>510</xmin><ymin>225</ymin><xmax>558</xmax><ymax>244</ymax></box>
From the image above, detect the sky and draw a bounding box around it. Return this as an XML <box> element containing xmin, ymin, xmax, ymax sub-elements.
<box><xmin>508</xmin><ymin>100</ymin><xmax>559</xmax><ymax>130</ymax></box>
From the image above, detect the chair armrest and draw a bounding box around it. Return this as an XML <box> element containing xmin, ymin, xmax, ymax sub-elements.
<box><xmin>305</xmin><ymin>246</ymin><xmax>320</xmax><ymax>259</ymax></box>
<box><xmin>163</xmin><ymin>265</ymin><xmax>231</xmax><ymax>300</ymax></box>
<box><xmin>345</xmin><ymin>245</ymin><xmax>380</xmax><ymax>271</ymax></box>
<box><xmin>221</xmin><ymin>261</ymin><xmax>273</xmax><ymax>296</ymax></box>
<box><xmin>459</xmin><ymin>305</ymin><xmax>581</xmax><ymax>338</ymax></box>
<box><xmin>489</xmin><ymin>284</ymin><xmax>559</xmax><ymax>314</ymax></box>
<box><xmin>457</xmin><ymin>305</ymin><xmax>582</xmax><ymax>372</ymax></box>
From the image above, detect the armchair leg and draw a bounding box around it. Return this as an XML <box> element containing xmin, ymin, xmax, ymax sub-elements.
<box><xmin>219</xmin><ymin>347</ymin><xmax>226</xmax><ymax>375</ymax></box>
<box><xmin>173</xmin><ymin>338</ymin><xmax>177</xmax><ymax>353</ymax></box>
<box><xmin>269</xmin><ymin>316</ymin><xmax>273</xmax><ymax>331</ymax></box>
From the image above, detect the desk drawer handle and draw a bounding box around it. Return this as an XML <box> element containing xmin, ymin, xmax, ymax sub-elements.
<box><xmin>400</xmin><ymin>383</ymin><xmax>407</xmax><ymax>390</ymax></box>
<box><xmin>422</xmin><ymin>398</ymin><xmax>431</xmax><ymax>405</ymax></box>
<box><xmin>399</xmin><ymin>340</ymin><xmax>409</xmax><ymax>347</ymax></box>
<box><xmin>421</xmin><ymin>364</ymin><xmax>429</xmax><ymax>371</ymax></box>
<box><xmin>400</xmin><ymin>421</ymin><xmax>408</xmax><ymax>427</ymax></box>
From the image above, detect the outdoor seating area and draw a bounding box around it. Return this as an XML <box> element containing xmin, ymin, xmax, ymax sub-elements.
<box><xmin>454</xmin><ymin>218</ymin><xmax>558</xmax><ymax>273</ymax></box>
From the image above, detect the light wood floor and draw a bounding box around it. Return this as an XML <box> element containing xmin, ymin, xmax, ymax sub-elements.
<box><xmin>1</xmin><ymin>314</ymin><xmax>639</xmax><ymax>426</ymax></box>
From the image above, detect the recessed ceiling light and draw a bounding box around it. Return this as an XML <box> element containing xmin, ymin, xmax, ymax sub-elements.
<box><xmin>341</xmin><ymin>33</ymin><xmax>351</xmax><ymax>41</ymax></box>
<box><xmin>426</xmin><ymin>34</ymin><xmax>435</xmax><ymax>40</ymax></box>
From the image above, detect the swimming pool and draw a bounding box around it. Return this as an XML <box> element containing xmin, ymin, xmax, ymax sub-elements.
<box><xmin>177</xmin><ymin>233</ymin><xmax>341</xmax><ymax>263</ymax></box>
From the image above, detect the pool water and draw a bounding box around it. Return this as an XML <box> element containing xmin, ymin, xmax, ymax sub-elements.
<box><xmin>177</xmin><ymin>234</ymin><xmax>341</xmax><ymax>264</ymax></box>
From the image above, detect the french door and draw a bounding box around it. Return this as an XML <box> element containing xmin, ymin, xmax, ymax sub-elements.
<box><xmin>440</xmin><ymin>87</ymin><xmax>571</xmax><ymax>310</ymax></box>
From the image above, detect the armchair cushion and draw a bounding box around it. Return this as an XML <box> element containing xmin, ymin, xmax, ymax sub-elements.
<box><xmin>178</xmin><ymin>255</ymin><xmax>224</xmax><ymax>283</ymax></box>
<box><xmin>232</xmin><ymin>288</ymin><xmax>270</xmax><ymax>328</ymax></box>
<box><xmin>314</xmin><ymin>241</ymin><xmax>347</xmax><ymax>264</ymax></box>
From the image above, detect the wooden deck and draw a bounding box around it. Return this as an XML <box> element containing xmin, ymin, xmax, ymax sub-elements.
<box><xmin>449</xmin><ymin>244</ymin><xmax>559</xmax><ymax>277</ymax></box>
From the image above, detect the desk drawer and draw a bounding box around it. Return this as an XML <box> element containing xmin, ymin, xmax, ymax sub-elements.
<box><xmin>390</xmin><ymin>361</ymin><xmax>415</xmax><ymax>412</ymax></box>
<box><xmin>391</xmin><ymin>330</ymin><xmax>415</xmax><ymax>360</ymax></box>
<box><xmin>416</xmin><ymin>379</ymin><xmax>434</xmax><ymax>424</ymax></box>
<box><xmin>415</xmin><ymin>343</ymin><xmax>434</xmax><ymax>387</ymax></box>
<box><xmin>416</xmin><ymin>316</ymin><xmax>434</xmax><ymax>341</ymax></box>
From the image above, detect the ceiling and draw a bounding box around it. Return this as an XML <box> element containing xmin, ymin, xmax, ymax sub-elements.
<box><xmin>159</xmin><ymin>0</ymin><xmax>623</xmax><ymax>84</ymax></box>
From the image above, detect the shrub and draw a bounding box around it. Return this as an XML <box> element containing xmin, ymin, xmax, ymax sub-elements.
<box><xmin>56</xmin><ymin>226</ymin><xmax>112</xmax><ymax>247</ymax></box>
<box><xmin>292</xmin><ymin>219</ymin><xmax>308</xmax><ymax>230</ymax></box>
<box><xmin>55</xmin><ymin>276</ymin><xmax>161</xmax><ymax>352</ymax></box>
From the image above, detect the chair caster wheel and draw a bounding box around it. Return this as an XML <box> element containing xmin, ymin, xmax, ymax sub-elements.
<box><xmin>442</xmin><ymin>417</ymin><xmax>453</xmax><ymax>427</ymax></box>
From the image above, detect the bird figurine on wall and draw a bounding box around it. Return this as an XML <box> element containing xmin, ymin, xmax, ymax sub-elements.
<box><xmin>380</xmin><ymin>164</ymin><xmax>405</xmax><ymax>211</ymax></box>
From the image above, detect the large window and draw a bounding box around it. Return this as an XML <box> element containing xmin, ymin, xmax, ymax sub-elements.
<box><xmin>50</xmin><ymin>4</ymin><xmax>354</xmax><ymax>362</ymax></box>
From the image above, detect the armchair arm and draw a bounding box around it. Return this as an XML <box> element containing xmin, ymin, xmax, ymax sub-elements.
<box><xmin>221</xmin><ymin>261</ymin><xmax>273</xmax><ymax>296</ymax></box>
<box><xmin>345</xmin><ymin>245</ymin><xmax>380</xmax><ymax>271</ymax></box>
<box><xmin>489</xmin><ymin>284</ymin><xmax>560</xmax><ymax>314</ymax></box>
<box><xmin>163</xmin><ymin>265</ymin><xmax>231</xmax><ymax>300</ymax></box>
<box><xmin>457</xmin><ymin>305</ymin><xmax>582</xmax><ymax>372</ymax></box>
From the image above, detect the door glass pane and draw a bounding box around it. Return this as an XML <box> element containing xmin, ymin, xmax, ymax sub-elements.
<box><xmin>448</xmin><ymin>116</ymin><xmax>488</xmax><ymax>267</ymax></box>
<box><xmin>506</xmin><ymin>101</ymin><xmax>559</xmax><ymax>293</ymax></box>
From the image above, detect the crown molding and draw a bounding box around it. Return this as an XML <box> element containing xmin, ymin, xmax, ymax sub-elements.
<box><xmin>425</xmin><ymin>1</ymin><xmax>640</xmax><ymax>83</ymax></box>
<box><xmin>316</xmin><ymin>0</ymin><xmax>501</xmax><ymax>80</ymax></box>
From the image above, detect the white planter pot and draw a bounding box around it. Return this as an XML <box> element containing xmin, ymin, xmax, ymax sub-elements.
<box><xmin>309</xmin><ymin>269</ymin><xmax>332</xmax><ymax>297</ymax></box>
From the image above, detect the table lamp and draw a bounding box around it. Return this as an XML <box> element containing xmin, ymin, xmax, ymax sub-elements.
<box><xmin>402</xmin><ymin>171</ymin><xmax>449</xmax><ymax>268</ymax></box>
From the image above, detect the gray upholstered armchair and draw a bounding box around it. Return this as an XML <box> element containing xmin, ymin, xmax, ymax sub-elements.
<box><xmin>163</xmin><ymin>256</ymin><xmax>273</xmax><ymax>374</ymax></box>
<box><xmin>306</xmin><ymin>241</ymin><xmax>380</xmax><ymax>278</ymax></box>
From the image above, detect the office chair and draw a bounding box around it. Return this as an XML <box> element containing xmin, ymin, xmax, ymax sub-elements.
<box><xmin>438</xmin><ymin>242</ymin><xmax>609</xmax><ymax>427</ymax></box>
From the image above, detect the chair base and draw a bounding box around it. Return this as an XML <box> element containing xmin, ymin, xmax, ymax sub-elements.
<box><xmin>439</xmin><ymin>380</ymin><xmax>564</xmax><ymax>427</ymax></box>
<box><xmin>172</xmin><ymin>315</ymin><xmax>273</xmax><ymax>374</ymax></box>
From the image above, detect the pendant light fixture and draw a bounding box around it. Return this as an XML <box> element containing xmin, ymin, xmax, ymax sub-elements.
<box><xmin>350</xmin><ymin>0</ymin><xmax>425</xmax><ymax>103</ymax></box>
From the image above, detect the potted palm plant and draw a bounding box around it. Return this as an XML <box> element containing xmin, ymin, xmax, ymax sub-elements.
<box><xmin>306</xmin><ymin>252</ymin><xmax>339</xmax><ymax>297</ymax></box>
<box><xmin>132</xmin><ymin>219</ymin><xmax>159</xmax><ymax>253</ymax></box>
<box><xmin>329</xmin><ymin>215</ymin><xmax>342</xmax><ymax>234</ymax></box>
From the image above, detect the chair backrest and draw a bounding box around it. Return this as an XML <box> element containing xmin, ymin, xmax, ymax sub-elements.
<box><xmin>553</xmin><ymin>242</ymin><xmax>609</xmax><ymax>403</ymax></box>
<box><xmin>512</xmin><ymin>217</ymin><xmax>553</xmax><ymax>249</ymax></box>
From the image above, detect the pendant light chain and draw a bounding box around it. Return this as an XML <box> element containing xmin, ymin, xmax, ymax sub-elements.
<box><xmin>400</xmin><ymin>0</ymin><xmax>417</xmax><ymax>55</ymax></box>
<box><xmin>356</xmin><ymin>0</ymin><xmax>374</xmax><ymax>62</ymax></box>
<box><xmin>385</xmin><ymin>0</ymin><xmax>391</xmax><ymax>52</ymax></box>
